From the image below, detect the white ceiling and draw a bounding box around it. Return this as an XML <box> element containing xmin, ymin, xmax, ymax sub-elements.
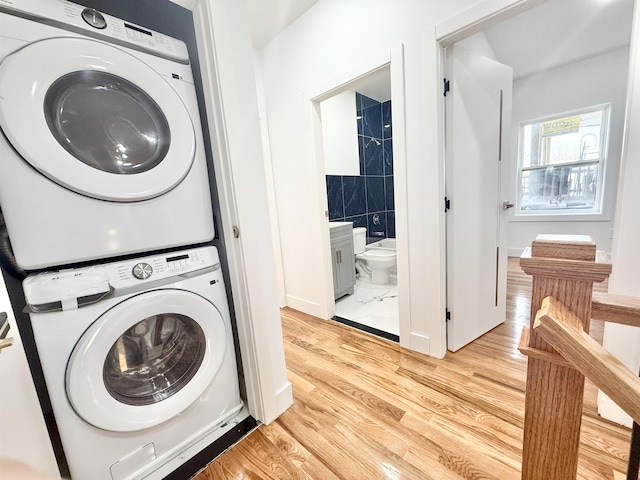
<box><xmin>246</xmin><ymin>0</ymin><xmax>634</xmax><ymax>92</ymax></box>
<box><xmin>483</xmin><ymin>0</ymin><xmax>634</xmax><ymax>79</ymax></box>
<box><xmin>247</xmin><ymin>0</ymin><xmax>319</xmax><ymax>49</ymax></box>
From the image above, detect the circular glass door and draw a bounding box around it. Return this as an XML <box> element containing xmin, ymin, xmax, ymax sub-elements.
<box><xmin>0</xmin><ymin>37</ymin><xmax>195</xmax><ymax>201</ymax></box>
<box><xmin>66</xmin><ymin>290</ymin><xmax>227</xmax><ymax>432</ymax></box>
<box><xmin>103</xmin><ymin>313</ymin><xmax>205</xmax><ymax>406</ymax></box>
<box><xmin>44</xmin><ymin>71</ymin><xmax>171</xmax><ymax>175</ymax></box>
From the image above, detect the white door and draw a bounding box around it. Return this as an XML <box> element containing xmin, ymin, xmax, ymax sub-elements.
<box><xmin>445</xmin><ymin>45</ymin><xmax>513</xmax><ymax>352</ymax></box>
<box><xmin>0</xmin><ymin>37</ymin><xmax>195</xmax><ymax>201</ymax></box>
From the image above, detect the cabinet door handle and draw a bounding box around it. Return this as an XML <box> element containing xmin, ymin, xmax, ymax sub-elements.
<box><xmin>337</xmin><ymin>250</ymin><xmax>342</xmax><ymax>263</ymax></box>
<box><xmin>0</xmin><ymin>312</ymin><xmax>8</xmax><ymax>340</ymax></box>
<box><xmin>0</xmin><ymin>337</ymin><xmax>13</xmax><ymax>351</ymax></box>
<box><xmin>0</xmin><ymin>312</ymin><xmax>12</xmax><ymax>353</ymax></box>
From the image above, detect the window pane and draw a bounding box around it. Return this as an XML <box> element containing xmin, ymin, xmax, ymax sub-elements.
<box><xmin>518</xmin><ymin>105</ymin><xmax>608</xmax><ymax>215</ymax></box>
<box><xmin>521</xmin><ymin>110</ymin><xmax>603</xmax><ymax>168</ymax></box>
<box><xmin>520</xmin><ymin>163</ymin><xmax>599</xmax><ymax>211</ymax></box>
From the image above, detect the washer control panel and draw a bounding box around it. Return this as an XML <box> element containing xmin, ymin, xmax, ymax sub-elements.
<box><xmin>22</xmin><ymin>247</ymin><xmax>221</xmax><ymax>311</ymax></box>
<box><xmin>114</xmin><ymin>247</ymin><xmax>216</xmax><ymax>285</ymax></box>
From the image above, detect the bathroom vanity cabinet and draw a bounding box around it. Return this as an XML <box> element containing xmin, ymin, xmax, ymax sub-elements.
<box><xmin>329</xmin><ymin>222</ymin><xmax>356</xmax><ymax>299</ymax></box>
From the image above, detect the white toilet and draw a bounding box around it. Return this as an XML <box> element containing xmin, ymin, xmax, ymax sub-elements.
<box><xmin>353</xmin><ymin>227</ymin><xmax>397</xmax><ymax>285</ymax></box>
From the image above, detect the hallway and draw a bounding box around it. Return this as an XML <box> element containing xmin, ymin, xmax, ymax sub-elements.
<box><xmin>199</xmin><ymin>258</ymin><xmax>628</xmax><ymax>479</ymax></box>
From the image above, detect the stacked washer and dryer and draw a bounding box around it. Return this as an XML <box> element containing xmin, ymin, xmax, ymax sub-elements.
<box><xmin>0</xmin><ymin>1</ymin><xmax>246</xmax><ymax>479</ymax></box>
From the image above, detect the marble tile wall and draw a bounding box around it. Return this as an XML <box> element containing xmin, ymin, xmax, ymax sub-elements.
<box><xmin>326</xmin><ymin>93</ymin><xmax>394</xmax><ymax>241</ymax></box>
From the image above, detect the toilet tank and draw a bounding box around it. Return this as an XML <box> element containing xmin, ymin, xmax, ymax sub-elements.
<box><xmin>353</xmin><ymin>227</ymin><xmax>366</xmax><ymax>254</ymax></box>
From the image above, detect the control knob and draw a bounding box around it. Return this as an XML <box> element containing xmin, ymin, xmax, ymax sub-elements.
<box><xmin>81</xmin><ymin>8</ymin><xmax>107</xmax><ymax>29</ymax></box>
<box><xmin>132</xmin><ymin>262</ymin><xmax>153</xmax><ymax>280</ymax></box>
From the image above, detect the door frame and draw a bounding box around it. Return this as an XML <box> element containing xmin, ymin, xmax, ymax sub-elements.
<box><xmin>306</xmin><ymin>45</ymin><xmax>412</xmax><ymax>346</ymax></box>
<box><xmin>185</xmin><ymin>0</ymin><xmax>293</xmax><ymax>425</ymax></box>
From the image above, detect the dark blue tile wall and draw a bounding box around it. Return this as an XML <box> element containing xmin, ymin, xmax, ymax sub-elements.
<box><xmin>326</xmin><ymin>93</ymin><xmax>394</xmax><ymax>242</ymax></box>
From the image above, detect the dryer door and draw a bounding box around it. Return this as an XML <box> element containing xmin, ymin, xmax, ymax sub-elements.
<box><xmin>66</xmin><ymin>289</ymin><xmax>227</xmax><ymax>432</ymax></box>
<box><xmin>0</xmin><ymin>37</ymin><xmax>195</xmax><ymax>202</ymax></box>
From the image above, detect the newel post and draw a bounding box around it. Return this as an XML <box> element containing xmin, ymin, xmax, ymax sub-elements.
<box><xmin>519</xmin><ymin>234</ymin><xmax>611</xmax><ymax>480</ymax></box>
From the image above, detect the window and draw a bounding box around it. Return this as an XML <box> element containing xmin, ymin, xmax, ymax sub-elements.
<box><xmin>517</xmin><ymin>104</ymin><xmax>610</xmax><ymax>216</ymax></box>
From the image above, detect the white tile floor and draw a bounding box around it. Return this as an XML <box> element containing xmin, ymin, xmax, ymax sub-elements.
<box><xmin>334</xmin><ymin>279</ymin><xmax>399</xmax><ymax>336</ymax></box>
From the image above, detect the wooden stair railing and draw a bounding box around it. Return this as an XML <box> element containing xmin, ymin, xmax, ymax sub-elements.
<box><xmin>533</xmin><ymin>295</ymin><xmax>640</xmax><ymax>425</ymax></box>
<box><xmin>592</xmin><ymin>291</ymin><xmax>640</xmax><ymax>328</ymax></box>
<box><xmin>517</xmin><ymin>235</ymin><xmax>640</xmax><ymax>480</ymax></box>
<box><xmin>591</xmin><ymin>292</ymin><xmax>640</xmax><ymax>480</ymax></box>
<box><xmin>517</xmin><ymin>234</ymin><xmax>612</xmax><ymax>480</ymax></box>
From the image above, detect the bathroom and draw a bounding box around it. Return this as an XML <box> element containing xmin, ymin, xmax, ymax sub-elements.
<box><xmin>324</xmin><ymin>85</ymin><xmax>399</xmax><ymax>341</ymax></box>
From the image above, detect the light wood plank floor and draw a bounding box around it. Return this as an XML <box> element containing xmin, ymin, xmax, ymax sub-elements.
<box><xmin>195</xmin><ymin>258</ymin><xmax>632</xmax><ymax>479</ymax></box>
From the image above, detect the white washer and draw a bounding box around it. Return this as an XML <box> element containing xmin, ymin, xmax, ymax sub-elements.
<box><xmin>23</xmin><ymin>246</ymin><xmax>245</xmax><ymax>480</ymax></box>
<box><xmin>0</xmin><ymin>1</ymin><xmax>215</xmax><ymax>270</ymax></box>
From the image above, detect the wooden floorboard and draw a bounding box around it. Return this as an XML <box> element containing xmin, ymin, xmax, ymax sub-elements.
<box><xmin>195</xmin><ymin>258</ymin><xmax>632</xmax><ymax>479</ymax></box>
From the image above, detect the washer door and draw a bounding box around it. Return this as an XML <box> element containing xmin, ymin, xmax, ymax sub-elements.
<box><xmin>0</xmin><ymin>37</ymin><xmax>195</xmax><ymax>202</ymax></box>
<box><xmin>66</xmin><ymin>290</ymin><xmax>227</xmax><ymax>432</ymax></box>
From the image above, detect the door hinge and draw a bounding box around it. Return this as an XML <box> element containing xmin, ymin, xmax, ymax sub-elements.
<box><xmin>444</xmin><ymin>197</ymin><xmax>451</xmax><ymax>212</ymax></box>
<box><xmin>446</xmin><ymin>309</ymin><xmax>451</xmax><ymax>322</ymax></box>
<box><xmin>443</xmin><ymin>78</ymin><xmax>450</xmax><ymax>96</ymax></box>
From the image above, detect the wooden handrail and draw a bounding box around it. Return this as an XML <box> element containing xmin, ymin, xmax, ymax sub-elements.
<box><xmin>592</xmin><ymin>291</ymin><xmax>640</xmax><ymax>328</ymax></box>
<box><xmin>534</xmin><ymin>296</ymin><xmax>640</xmax><ymax>425</ymax></box>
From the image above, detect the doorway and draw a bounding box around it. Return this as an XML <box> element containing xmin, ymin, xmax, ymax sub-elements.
<box><xmin>440</xmin><ymin>0</ymin><xmax>634</xmax><ymax>351</ymax></box>
<box><xmin>308</xmin><ymin>46</ymin><xmax>409</xmax><ymax>342</ymax></box>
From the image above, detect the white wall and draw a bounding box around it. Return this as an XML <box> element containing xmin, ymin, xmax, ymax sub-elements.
<box><xmin>259</xmin><ymin>0</ymin><xmax>481</xmax><ymax>358</ymax></box>
<box><xmin>507</xmin><ymin>47</ymin><xmax>630</xmax><ymax>255</ymax></box>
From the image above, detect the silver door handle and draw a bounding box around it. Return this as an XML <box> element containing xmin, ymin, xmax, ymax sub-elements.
<box><xmin>503</xmin><ymin>201</ymin><xmax>515</xmax><ymax>210</ymax></box>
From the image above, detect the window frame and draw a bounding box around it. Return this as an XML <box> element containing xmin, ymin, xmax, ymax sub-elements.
<box><xmin>514</xmin><ymin>103</ymin><xmax>611</xmax><ymax>220</ymax></box>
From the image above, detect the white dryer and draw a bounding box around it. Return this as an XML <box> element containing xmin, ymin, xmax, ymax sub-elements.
<box><xmin>23</xmin><ymin>246</ymin><xmax>246</xmax><ymax>480</ymax></box>
<box><xmin>0</xmin><ymin>1</ymin><xmax>215</xmax><ymax>270</ymax></box>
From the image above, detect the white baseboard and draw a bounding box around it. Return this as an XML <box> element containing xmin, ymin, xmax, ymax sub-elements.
<box><xmin>508</xmin><ymin>247</ymin><xmax>526</xmax><ymax>257</ymax></box>
<box><xmin>409</xmin><ymin>332</ymin><xmax>430</xmax><ymax>355</ymax></box>
<box><xmin>275</xmin><ymin>382</ymin><xmax>293</xmax><ymax>417</ymax></box>
<box><xmin>285</xmin><ymin>294</ymin><xmax>324</xmax><ymax>318</ymax></box>
<box><xmin>597</xmin><ymin>391</ymin><xmax>632</xmax><ymax>427</ymax></box>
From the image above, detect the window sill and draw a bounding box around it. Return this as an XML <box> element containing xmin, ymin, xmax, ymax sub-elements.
<box><xmin>511</xmin><ymin>211</ymin><xmax>612</xmax><ymax>223</ymax></box>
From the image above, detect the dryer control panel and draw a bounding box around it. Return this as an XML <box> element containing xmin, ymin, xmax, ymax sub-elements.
<box><xmin>0</xmin><ymin>0</ymin><xmax>190</xmax><ymax>63</ymax></box>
